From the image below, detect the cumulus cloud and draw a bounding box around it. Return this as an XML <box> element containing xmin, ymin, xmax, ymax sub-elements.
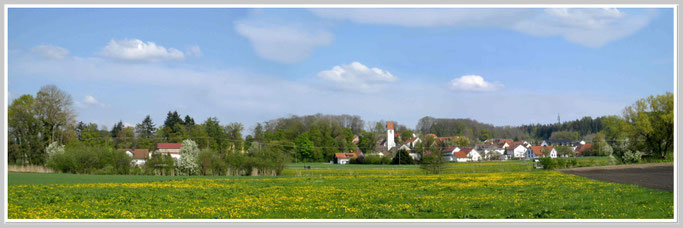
<box><xmin>311</xmin><ymin>8</ymin><xmax>655</xmax><ymax>47</ymax></box>
<box><xmin>234</xmin><ymin>16</ymin><xmax>333</xmax><ymax>64</ymax></box>
<box><xmin>31</xmin><ymin>44</ymin><xmax>69</xmax><ymax>59</ymax></box>
<box><xmin>513</xmin><ymin>8</ymin><xmax>655</xmax><ymax>47</ymax></box>
<box><xmin>99</xmin><ymin>39</ymin><xmax>187</xmax><ymax>62</ymax></box>
<box><xmin>448</xmin><ymin>75</ymin><xmax>503</xmax><ymax>92</ymax></box>
<box><xmin>317</xmin><ymin>62</ymin><xmax>397</xmax><ymax>92</ymax></box>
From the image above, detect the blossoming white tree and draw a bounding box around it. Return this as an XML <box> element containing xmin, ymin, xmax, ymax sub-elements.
<box><xmin>177</xmin><ymin>139</ymin><xmax>199</xmax><ymax>175</ymax></box>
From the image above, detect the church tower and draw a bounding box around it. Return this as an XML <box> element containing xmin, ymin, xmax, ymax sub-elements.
<box><xmin>386</xmin><ymin>121</ymin><xmax>395</xmax><ymax>150</ymax></box>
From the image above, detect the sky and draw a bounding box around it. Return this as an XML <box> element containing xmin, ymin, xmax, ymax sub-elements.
<box><xmin>7</xmin><ymin>7</ymin><xmax>674</xmax><ymax>133</ymax></box>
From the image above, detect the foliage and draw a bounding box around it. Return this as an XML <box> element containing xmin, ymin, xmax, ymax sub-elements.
<box><xmin>46</xmin><ymin>144</ymin><xmax>131</xmax><ymax>175</ymax></box>
<box><xmin>8</xmin><ymin>94</ymin><xmax>44</xmax><ymax>165</ymax></box>
<box><xmin>621</xmin><ymin>92</ymin><xmax>673</xmax><ymax>159</ymax></box>
<box><xmin>549</xmin><ymin>131</ymin><xmax>579</xmax><ymax>141</ymax></box>
<box><xmin>420</xmin><ymin>153</ymin><xmax>446</xmax><ymax>174</ymax></box>
<box><xmin>177</xmin><ymin>140</ymin><xmax>200</xmax><ymax>175</ymax></box>
<box><xmin>555</xmin><ymin>146</ymin><xmax>574</xmax><ymax>157</ymax></box>
<box><xmin>45</xmin><ymin>141</ymin><xmax>65</xmax><ymax>158</ymax></box>
<box><xmin>621</xmin><ymin>150</ymin><xmax>644</xmax><ymax>164</ymax></box>
<box><xmin>392</xmin><ymin>149</ymin><xmax>414</xmax><ymax>165</ymax></box>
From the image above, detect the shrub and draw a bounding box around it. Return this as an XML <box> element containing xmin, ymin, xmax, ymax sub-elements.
<box><xmin>622</xmin><ymin>150</ymin><xmax>644</xmax><ymax>164</ymax></box>
<box><xmin>420</xmin><ymin>153</ymin><xmax>446</xmax><ymax>174</ymax></box>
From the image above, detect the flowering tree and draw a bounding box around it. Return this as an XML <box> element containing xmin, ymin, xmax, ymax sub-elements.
<box><xmin>177</xmin><ymin>139</ymin><xmax>199</xmax><ymax>175</ymax></box>
<box><xmin>45</xmin><ymin>141</ymin><xmax>65</xmax><ymax>158</ymax></box>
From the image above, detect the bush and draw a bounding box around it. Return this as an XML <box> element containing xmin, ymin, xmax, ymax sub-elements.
<box><xmin>420</xmin><ymin>153</ymin><xmax>445</xmax><ymax>174</ymax></box>
<box><xmin>392</xmin><ymin>149</ymin><xmax>414</xmax><ymax>165</ymax></box>
<box><xmin>46</xmin><ymin>144</ymin><xmax>131</xmax><ymax>174</ymax></box>
<box><xmin>622</xmin><ymin>150</ymin><xmax>644</xmax><ymax>164</ymax></box>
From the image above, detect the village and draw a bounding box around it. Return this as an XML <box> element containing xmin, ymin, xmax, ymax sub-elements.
<box><xmin>119</xmin><ymin>121</ymin><xmax>595</xmax><ymax>166</ymax></box>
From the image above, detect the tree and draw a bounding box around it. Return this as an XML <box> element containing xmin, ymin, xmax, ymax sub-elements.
<box><xmin>555</xmin><ymin>145</ymin><xmax>574</xmax><ymax>157</ymax></box>
<box><xmin>479</xmin><ymin>129</ymin><xmax>491</xmax><ymax>141</ymax></box>
<box><xmin>8</xmin><ymin>94</ymin><xmax>44</xmax><ymax>165</ymax></box>
<box><xmin>455</xmin><ymin>137</ymin><xmax>471</xmax><ymax>147</ymax></box>
<box><xmin>225</xmin><ymin>122</ymin><xmax>244</xmax><ymax>152</ymax></box>
<box><xmin>184</xmin><ymin>115</ymin><xmax>195</xmax><ymax>127</ymax></box>
<box><xmin>204</xmin><ymin>117</ymin><xmax>226</xmax><ymax>152</ymax></box>
<box><xmin>294</xmin><ymin>132</ymin><xmax>314</xmax><ymax>162</ymax></box>
<box><xmin>358</xmin><ymin>131</ymin><xmax>376</xmax><ymax>154</ymax></box>
<box><xmin>115</xmin><ymin>127</ymin><xmax>136</xmax><ymax>149</ymax></box>
<box><xmin>550</xmin><ymin>131</ymin><xmax>579</xmax><ymax>141</ymax></box>
<box><xmin>590</xmin><ymin>132</ymin><xmax>613</xmax><ymax>156</ymax></box>
<box><xmin>34</xmin><ymin>85</ymin><xmax>76</xmax><ymax>145</ymax></box>
<box><xmin>392</xmin><ymin>148</ymin><xmax>414</xmax><ymax>165</ymax></box>
<box><xmin>177</xmin><ymin>139</ymin><xmax>200</xmax><ymax>175</ymax></box>
<box><xmin>420</xmin><ymin>153</ymin><xmax>445</xmax><ymax>174</ymax></box>
<box><xmin>621</xmin><ymin>92</ymin><xmax>673</xmax><ymax>159</ymax></box>
<box><xmin>110</xmin><ymin>120</ymin><xmax>124</xmax><ymax>138</ymax></box>
<box><xmin>135</xmin><ymin>115</ymin><xmax>156</xmax><ymax>139</ymax></box>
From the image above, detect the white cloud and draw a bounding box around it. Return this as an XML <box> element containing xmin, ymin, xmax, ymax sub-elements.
<box><xmin>234</xmin><ymin>16</ymin><xmax>333</xmax><ymax>64</ymax></box>
<box><xmin>79</xmin><ymin>95</ymin><xmax>108</xmax><ymax>108</ymax></box>
<box><xmin>448</xmin><ymin>75</ymin><xmax>503</xmax><ymax>92</ymax></box>
<box><xmin>31</xmin><ymin>44</ymin><xmax>69</xmax><ymax>59</ymax></box>
<box><xmin>513</xmin><ymin>8</ymin><xmax>655</xmax><ymax>47</ymax></box>
<box><xmin>317</xmin><ymin>62</ymin><xmax>397</xmax><ymax>92</ymax></box>
<box><xmin>99</xmin><ymin>39</ymin><xmax>187</xmax><ymax>62</ymax></box>
<box><xmin>311</xmin><ymin>8</ymin><xmax>655</xmax><ymax>47</ymax></box>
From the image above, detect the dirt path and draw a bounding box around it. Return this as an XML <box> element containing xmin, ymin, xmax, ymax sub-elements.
<box><xmin>559</xmin><ymin>163</ymin><xmax>674</xmax><ymax>192</ymax></box>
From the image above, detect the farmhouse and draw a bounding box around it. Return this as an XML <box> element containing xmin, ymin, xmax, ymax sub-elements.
<box><xmin>156</xmin><ymin>143</ymin><xmax>182</xmax><ymax>159</ymax></box>
<box><xmin>526</xmin><ymin>146</ymin><xmax>557</xmax><ymax>159</ymax></box>
<box><xmin>335</xmin><ymin>153</ymin><xmax>357</xmax><ymax>164</ymax></box>
<box><xmin>576</xmin><ymin>143</ymin><xmax>593</xmax><ymax>155</ymax></box>
<box><xmin>117</xmin><ymin>149</ymin><xmax>150</xmax><ymax>166</ymax></box>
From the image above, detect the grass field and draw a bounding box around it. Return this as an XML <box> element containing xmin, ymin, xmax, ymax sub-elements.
<box><xmin>8</xmin><ymin>158</ymin><xmax>673</xmax><ymax>219</ymax></box>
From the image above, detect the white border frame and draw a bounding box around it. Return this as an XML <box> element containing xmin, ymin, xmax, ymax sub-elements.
<box><xmin>2</xmin><ymin>3</ymin><xmax>678</xmax><ymax>223</ymax></box>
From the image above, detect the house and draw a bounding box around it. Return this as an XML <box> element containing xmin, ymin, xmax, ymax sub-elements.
<box><xmin>576</xmin><ymin>144</ymin><xmax>593</xmax><ymax>155</ymax></box>
<box><xmin>117</xmin><ymin>149</ymin><xmax>150</xmax><ymax>166</ymax></box>
<box><xmin>539</xmin><ymin>140</ymin><xmax>549</xmax><ymax>146</ymax></box>
<box><xmin>403</xmin><ymin>137</ymin><xmax>421</xmax><ymax>148</ymax></box>
<box><xmin>441</xmin><ymin>146</ymin><xmax>461</xmax><ymax>162</ymax></box>
<box><xmin>505</xmin><ymin>142</ymin><xmax>527</xmax><ymax>159</ymax></box>
<box><xmin>526</xmin><ymin>146</ymin><xmax>557</xmax><ymax>159</ymax></box>
<box><xmin>335</xmin><ymin>153</ymin><xmax>357</xmax><ymax>164</ymax></box>
<box><xmin>465</xmin><ymin>148</ymin><xmax>482</xmax><ymax>161</ymax></box>
<box><xmin>475</xmin><ymin>144</ymin><xmax>505</xmax><ymax>159</ymax></box>
<box><xmin>156</xmin><ymin>143</ymin><xmax>182</xmax><ymax>159</ymax></box>
<box><xmin>409</xmin><ymin>151</ymin><xmax>421</xmax><ymax>161</ymax></box>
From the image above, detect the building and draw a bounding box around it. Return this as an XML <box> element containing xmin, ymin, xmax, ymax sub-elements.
<box><xmin>117</xmin><ymin>149</ymin><xmax>150</xmax><ymax>166</ymax></box>
<box><xmin>386</xmin><ymin>121</ymin><xmax>395</xmax><ymax>150</ymax></box>
<box><xmin>441</xmin><ymin>146</ymin><xmax>461</xmax><ymax>162</ymax></box>
<box><xmin>505</xmin><ymin>143</ymin><xmax>527</xmax><ymax>159</ymax></box>
<box><xmin>576</xmin><ymin>144</ymin><xmax>593</xmax><ymax>155</ymax></box>
<box><xmin>526</xmin><ymin>146</ymin><xmax>557</xmax><ymax>159</ymax></box>
<box><xmin>335</xmin><ymin>153</ymin><xmax>357</xmax><ymax>164</ymax></box>
<box><xmin>156</xmin><ymin>143</ymin><xmax>182</xmax><ymax>159</ymax></box>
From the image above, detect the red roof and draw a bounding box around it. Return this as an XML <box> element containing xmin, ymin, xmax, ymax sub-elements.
<box><xmin>460</xmin><ymin>147</ymin><xmax>474</xmax><ymax>154</ymax></box>
<box><xmin>530</xmin><ymin>146</ymin><xmax>554</xmax><ymax>155</ymax></box>
<box><xmin>386</xmin><ymin>121</ymin><xmax>394</xmax><ymax>130</ymax></box>
<box><xmin>506</xmin><ymin>142</ymin><xmax>524</xmax><ymax>150</ymax></box>
<box><xmin>335</xmin><ymin>153</ymin><xmax>357</xmax><ymax>159</ymax></box>
<box><xmin>157</xmin><ymin>143</ymin><xmax>182</xmax><ymax>149</ymax></box>
<box><xmin>453</xmin><ymin>151</ymin><xmax>468</xmax><ymax>158</ymax></box>
<box><xmin>578</xmin><ymin>144</ymin><xmax>592</xmax><ymax>154</ymax></box>
<box><xmin>441</xmin><ymin>146</ymin><xmax>459</xmax><ymax>153</ymax></box>
<box><xmin>404</xmin><ymin>137</ymin><xmax>418</xmax><ymax>144</ymax></box>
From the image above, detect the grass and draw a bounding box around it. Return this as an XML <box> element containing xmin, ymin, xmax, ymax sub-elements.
<box><xmin>7</xmin><ymin>157</ymin><xmax>673</xmax><ymax>219</ymax></box>
<box><xmin>8</xmin><ymin>171</ymin><xmax>673</xmax><ymax>219</ymax></box>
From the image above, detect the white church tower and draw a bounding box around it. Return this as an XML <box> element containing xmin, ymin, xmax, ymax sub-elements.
<box><xmin>386</xmin><ymin>121</ymin><xmax>395</xmax><ymax>150</ymax></box>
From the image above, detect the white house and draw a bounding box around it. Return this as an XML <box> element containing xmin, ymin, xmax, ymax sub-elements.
<box><xmin>526</xmin><ymin>146</ymin><xmax>557</xmax><ymax>159</ymax></box>
<box><xmin>335</xmin><ymin>153</ymin><xmax>358</xmax><ymax>164</ymax></box>
<box><xmin>441</xmin><ymin>146</ymin><xmax>461</xmax><ymax>162</ymax></box>
<box><xmin>467</xmin><ymin>148</ymin><xmax>482</xmax><ymax>161</ymax></box>
<box><xmin>409</xmin><ymin>152</ymin><xmax>421</xmax><ymax>161</ymax></box>
<box><xmin>506</xmin><ymin>143</ymin><xmax>527</xmax><ymax>159</ymax></box>
<box><xmin>118</xmin><ymin>149</ymin><xmax>150</xmax><ymax>166</ymax></box>
<box><xmin>156</xmin><ymin>143</ymin><xmax>182</xmax><ymax>159</ymax></box>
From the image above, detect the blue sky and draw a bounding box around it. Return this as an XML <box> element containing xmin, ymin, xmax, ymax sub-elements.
<box><xmin>7</xmin><ymin>7</ymin><xmax>674</xmax><ymax>133</ymax></box>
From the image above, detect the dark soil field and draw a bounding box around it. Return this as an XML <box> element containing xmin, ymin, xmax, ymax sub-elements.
<box><xmin>560</xmin><ymin>163</ymin><xmax>673</xmax><ymax>192</ymax></box>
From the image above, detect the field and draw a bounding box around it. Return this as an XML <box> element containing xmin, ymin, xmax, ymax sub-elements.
<box><xmin>8</xmin><ymin>159</ymin><xmax>674</xmax><ymax>219</ymax></box>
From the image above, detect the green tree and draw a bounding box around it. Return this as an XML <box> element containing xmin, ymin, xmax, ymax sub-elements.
<box><xmin>135</xmin><ymin>115</ymin><xmax>156</xmax><ymax>139</ymax></box>
<box><xmin>294</xmin><ymin>132</ymin><xmax>314</xmax><ymax>162</ymax></box>
<box><xmin>358</xmin><ymin>131</ymin><xmax>376</xmax><ymax>154</ymax></box>
<box><xmin>550</xmin><ymin>131</ymin><xmax>579</xmax><ymax>141</ymax></box>
<box><xmin>621</xmin><ymin>92</ymin><xmax>673</xmax><ymax>159</ymax></box>
<box><xmin>8</xmin><ymin>94</ymin><xmax>44</xmax><ymax>165</ymax></box>
<box><xmin>555</xmin><ymin>145</ymin><xmax>575</xmax><ymax>157</ymax></box>
<box><xmin>392</xmin><ymin>148</ymin><xmax>414</xmax><ymax>165</ymax></box>
<box><xmin>420</xmin><ymin>153</ymin><xmax>445</xmax><ymax>174</ymax></box>
<box><xmin>479</xmin><ymin>129</ymin><xmax>491</xmax><ymax>141</ymax></box>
